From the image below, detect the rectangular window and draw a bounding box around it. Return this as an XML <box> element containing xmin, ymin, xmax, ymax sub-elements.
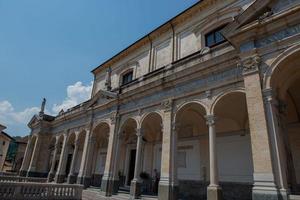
<box><xmin>122</xmin><ymin>71</ymin><xmax>133</xmax><ymax>85</ymax></box>
<box><xmin>205</xmin><ymin>26</ymin><xmax>226</xmax><ymax>48</ymax></box>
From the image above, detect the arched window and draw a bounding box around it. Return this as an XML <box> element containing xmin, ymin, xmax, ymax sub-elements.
<box><xmin>122</xmin><ymin>70</ymin><xmax>133</xmax><ymax>85</ymax></box>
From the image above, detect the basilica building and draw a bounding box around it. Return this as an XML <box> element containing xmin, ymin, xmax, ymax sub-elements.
<box><xmin>19</xmin><ymin>0</ymin><xmax>300</xmax><ymax>199</ymax></box>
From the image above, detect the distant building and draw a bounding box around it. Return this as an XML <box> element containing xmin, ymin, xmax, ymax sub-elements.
<box><xmin>3</xmin><ymin>136</ymin><xmax>28</xmax><ymax>173</ymax></box>
<box><xmin>0</xmin><ymin>124</ymin><xmax>13</xmax><ymax>171</ymax></box>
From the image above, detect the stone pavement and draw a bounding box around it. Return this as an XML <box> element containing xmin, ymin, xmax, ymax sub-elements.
<box><xmin>82</xmin><ymin>189</ymin><xmax>128</xmax><ymax>200</ymax></box>
<box><xmin>82</xmin><ymin>188</ymin><xmax>158</xmax><ymax>200</ymax></box>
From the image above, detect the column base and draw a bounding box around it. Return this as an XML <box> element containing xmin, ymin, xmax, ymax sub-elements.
<box><xmin>279</xmin><ymin>189</ymin><xmax>289</xmax><ymax>200</ymax></box>
<box><xmin>207</xmin><ymin>185</ymin><xmax>223</xmax><ymax>200</ymax></box>
<box><xmin>252</xmin><ymin>189</ymin><xmax>280</xmax><ymax>200</ymax></box>
<box><xmin>77</xmin><ymin>176</ymin><xmax>91</xmax><ymax>188</ymax></box>
<box><xmin>47</xmin><ymin>172</ymin><xmax>55</xmax><ymax>182</ymax></box>
<box><xmin>67</xmin><ymin>174</ymin><xmax>77</xmax><ymax>184</ymax></box>
<box><xmin>158</xmin><ymin>182</ymin><xmax>178</xmax><ymax>200</ymax></box>
<box><xmin>55</xmin><ymin>174</ymin><xmax>66</xmax><ymax>183</ymax></box>
<box><xmin>100</xmin><ymin>177</ymin><xmax>118</xmax><ymax>196</ymax></box>
<box><xmin>130</xmin><ymin>180</ymin><xmax>141</xmax><ymax>199</ymax></box>
<box><xmin>252</xmin><ymin>173</ymin><xmax>280</xmax><ymax>200</ymax></box>
<box><xmin>19</xmin><ymin>170</ymin><xmax>27</xmax><ymax>177</ymax></box>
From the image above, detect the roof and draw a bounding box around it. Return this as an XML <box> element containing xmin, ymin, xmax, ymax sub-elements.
<box><xmin>1</xmin><ymin>131</ymin><xmax>14</xmax><ymax>141</ymax></box>
<box><xmin>91</xmin><ymin>0</ymin><xmax>208</xmax><ymax>75</ymax></box>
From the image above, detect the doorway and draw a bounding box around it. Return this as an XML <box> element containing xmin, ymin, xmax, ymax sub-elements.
<box><xmin>127</xmin><ymin>149</ymin><xmax>136</xmax><ymax>186</ymax></box>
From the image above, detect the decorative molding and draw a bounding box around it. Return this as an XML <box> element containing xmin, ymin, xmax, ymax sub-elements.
<box><xmin>205</xmin><ymin>90</ymin><xmax>212</xmax><ymax>99</ymax></box>
<box><xmin>110</xmin><ymin>111</ymin><xmax>118</xmax><ymax>125</ymax></box>
<box><xmin>256</xmin><ymin>23</ymin><xmax>300</xmax><ymax>48</ymax></box>
<box><xmin>161</xmin><ymin>99</ymin><xmax>173</xmax><ymax>112</ymax></box>
<box><xmin>205</xmin><ymin>115</ymin><xmax>216</xmax><ymax>126</ymax></box>
<box><xmin>238</xmin><ymin>55</ymin><xmax>261</xmax><ymax>76</ymax></box>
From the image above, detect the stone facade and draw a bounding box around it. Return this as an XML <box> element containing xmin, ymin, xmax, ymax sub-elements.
<box><xmin>20</xmin><ymin>0</ymin><xmax>300</xmax><ymax>199</ymax></box>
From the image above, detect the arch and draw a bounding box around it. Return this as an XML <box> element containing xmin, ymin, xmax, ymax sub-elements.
<box><xmin>92</xmin><ymin>121</ymin><xmax>110</xmax><ymax>138</ymax></box>
<box><xmin>212</xmin><ymin>90</ymin><xmax>249</xmax><ymax>133</ymax></box>
<box><xmin>264</xmin><ymin>43</ymin><xmax>300</xmax><ymax>90</ymax></box>
<box><xmin>141</xmin><ymin>112</ymin><xmax>163</xmax><ymax>142</ymax></box>
<box><xmin>175</xmin><ymin>100</ymin><xmax>208</xmax><ymax>122</ymax></box>
<box><xmin>210</xmin><ymin>88</ymin><xmax>246</xmax><ymax>115</ymax></box>
<box><xmin>119</xmin><ymin>117</ymin><xmax>139</xmax><ymax>131</ymax></box>
<box><xmin>140</xmin><ymin>111</ymin><xmax>163</xmax><ymax>127</ymax></box>
<box><xmin>92</xmin><ymin>119</ymin><xmax>111</xmax><ymax>133</ymax></box>
<box><xmin>67</xmin><ymin>132</ymin><xmax>76</xmax><ymax>144</ymax></box>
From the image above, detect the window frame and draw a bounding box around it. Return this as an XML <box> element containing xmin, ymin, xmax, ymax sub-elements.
<box><xmin>204</xmin><ymin>25</ymin><xmax>226</xmax><ymax>48</ymax></box>
<box><xmin>121</xmin><ymin>70</ymin><xmax>134</xmax><ymax>86</ymax></box>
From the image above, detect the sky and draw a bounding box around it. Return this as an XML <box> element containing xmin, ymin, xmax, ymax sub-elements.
<box><xmin>0</xmin><ymin>0</ymin><xmax>198</xmax><ymax>137</ymax></box>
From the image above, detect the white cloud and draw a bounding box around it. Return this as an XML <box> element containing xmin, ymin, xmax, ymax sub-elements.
<box><xmin>0</xmin><ymin>100</ymin><xmax>40</xmax><ymax>126</ymax></box>
<box><xmin>52</xmin><ymin>81</ymin><xmax>92</xmax><ymax>114</ymax></box>
<box><xmin>0</xmin><ymin>81</ymin><xmax>93</xmax><ymax>136</ymax></box>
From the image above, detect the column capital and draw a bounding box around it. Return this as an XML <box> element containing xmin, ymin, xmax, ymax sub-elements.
<box><xmin>238</xmin><ymin>54</ymin><xmax>261</xmax><ymax>76</ymax></box>
<box><xmin>135</xmin><ymin>128</ymin><xmax>143</xmax><ymax>138</ymax></box>
<box><xmin>161</xmin><ymin>99</ymin><xmax>173</xmax><ymax>112</ymax></box>
<box><xmin>205</xmin><ymin>115</ymin><xmax>216</xmax><ymax>126</ymax></box>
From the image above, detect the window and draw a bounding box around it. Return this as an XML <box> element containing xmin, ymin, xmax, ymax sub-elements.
<box><xmin>122</xmin><ymin>71</ymin><xmax>133</xmax><ymax>85</ymax></box>
<box><xmin>205</xmin><ymin>26</ymin><xmax>226</xmax><ymax>48</ymax></box>
<box><xmin>2</xmin><ymin>141</ymin><xmax>5</xmax><ymax>146</ymax></box>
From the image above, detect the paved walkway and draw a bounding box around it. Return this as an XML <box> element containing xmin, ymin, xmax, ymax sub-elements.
<box><xmin>82</xmin><ymin>189</ymin><xmax>128</xmax><ymax>200</ymax></box>
<box><xmin>82</xmin><ymin>189</ymin><xmax>158</xmax><ymax>200</ymax></box>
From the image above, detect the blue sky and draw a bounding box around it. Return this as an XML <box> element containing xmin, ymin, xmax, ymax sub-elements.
<box><xmin>0</xmin><ymin>0</ymin><xmax>198</xmax><ymax>136</ymax></box>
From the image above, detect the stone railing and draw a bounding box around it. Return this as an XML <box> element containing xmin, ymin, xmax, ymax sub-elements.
<box><xmin>0</xmin><ymin>175</ymin><xmax>47</xmax><ymax>183</ymax></box>
<box><xmin>0</xmin><ymin>172</ymin><xmax>18</xmax><ymax>176</ymax></box>
<box><xmin>0</xmin><ymin>182</ymin><xmax>83</xmax><ymax>200</ymax></box>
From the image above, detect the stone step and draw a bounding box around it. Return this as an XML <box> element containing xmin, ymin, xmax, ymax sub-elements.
<box><xmin>290</xmin><ymin>195</ymin><xmax>300</xmax><ymax>200</ymax></box>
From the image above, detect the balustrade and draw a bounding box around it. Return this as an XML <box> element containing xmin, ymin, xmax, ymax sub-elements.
<box><xmin>0</xmin><ymin>182</ymin><xmax>83</xmax><ymax>200</ymax></box>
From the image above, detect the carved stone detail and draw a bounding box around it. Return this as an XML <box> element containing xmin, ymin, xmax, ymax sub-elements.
<box><xmin>161</xmin><ymin>99</ymin><xmax>173</xmax><ymax>112</ymax></box>
<box><xmin>238</xmin><ymin>55</ymin><xmax>261</xmax><ymax>76</ymax></box>
<box><xmin>205</xmin><ymin>115</ymin><xmax>216</xmax><ymax>126</ymax></box>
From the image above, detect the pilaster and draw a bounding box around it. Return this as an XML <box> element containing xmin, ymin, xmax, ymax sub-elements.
<box><xmin>158</xmin><ymin>99</ymin><xmax>178</xmax><ymax>200</ymax></box>
<box><xmin>48</xmin><ymin>138</ymin><xmax>59</xmax><ymax>182</ymax></box>
<box><xmin>68</xmin><ymin>135</ymin><xmax>80</xmax><ymax>184</ymax></box>
<box><xmin>101</xmin><ymin>114</ymin><xmax>118</xmax><ymax>196</ymax></box>
<box><xmin>27</xmin><ymin>135</ymin><xmax>42</xmax><ymax>177</ymax></box>
<box><xmin>19</xmin><ymin>135</ymin><xmax>33</xmax><ymax>176</ymax></box>
<box><xmin>241</xmin><ymin>55</ymin><xmax>279</xmax><ymax>200</ymax></box>
<box><xmin>55</xmin><ymin>132</ymin><xmax>69</xmax><ymax>183</ymax></box>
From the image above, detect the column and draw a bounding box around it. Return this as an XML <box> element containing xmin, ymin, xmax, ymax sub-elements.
<box><xmin>101</xmin><ymin>121</ymin><xmax>118</xmax><ymax>196</ymax></box>
<box><xmin>241</xmin><ymin>55</ymin><xmax>279</xmax><ymax>200</ymax></box>
<box><xmin>79</xmin><ymin>135</ymin><xmax>96</xmax><ymax>188</ymax></box>
<box><xmin>27</xmin><ymin>135</ymin><xmax>41</xmax><ymax>177</ymax></box>
<box><xmin>158</xmin><ymin>103</ymin><xmax>178</xmax><ymax>200</ymax></box>
<box><xmin>77</xmin><ymin>129</ymin><xmax>90</xmax><ymax>185</ymax></box>
<box><xmin>130</xmin><ymin>128</ymin><xmax>143</xmax><ymax>199</ymax></box>
<box><xmin>55</xmin><ymin>134</ymin><xmax>69</xmax><ymax>183</ymax></box>
<box><xmin>263</xmin><ymin>89</ymin><xmax>289</xmax><ymax>199</ymax></box>
<box><xmin>67</xmin><ymin>135</ymin><xmax>80</xmax><ymax>184</ymax></box>
<box><xmin>19</xmin><ymin>136</ymin><xmax>33</xmax><ymax>176</ymax></box>
<box><xmin>206</xmin><ymin>115</ymin><xmax>222</xmax><ymax>200</ymax></box>
<box><xmin>111</xmin><ymin>131</ymin><xmax>123</xmax><ymax>194</ymax></box>
<box><xmin>47</xmin><ymin>138</ymin><xmax>60</xmax><ymax>182</ymax></box>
